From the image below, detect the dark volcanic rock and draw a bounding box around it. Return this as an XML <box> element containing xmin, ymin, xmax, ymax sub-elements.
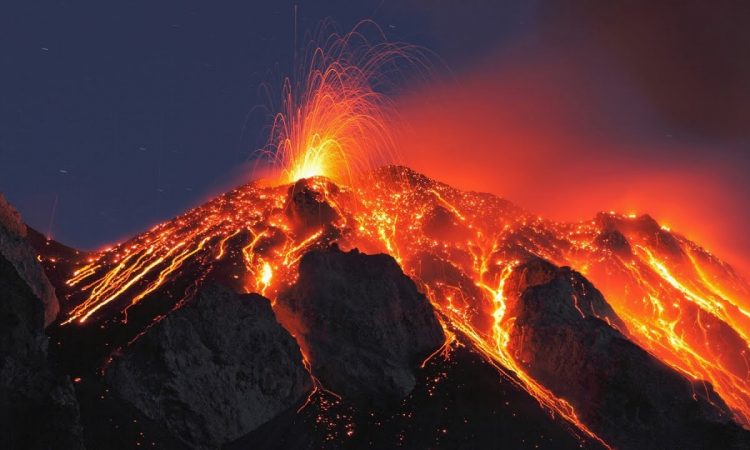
<box><xmin>276</xmin><ymin>245</ymin><xmax>445</xmax><ymax>406</ymax></box>
<box><xmin>0</xmin><ymin>194</ymin><xmax>59</xmax><ymax>325</ymax></box>
<box><xmin>593</xmin><ymin>229</ymin><xmax>632</xmax><ymax>256</ymax></box>
<box><xmin>26</xmin><ymin>226</ymin><xmax>90</xmax><ymax>300</ymax></box>
<box><xmin>596</xmin><ymin>212</ymin><xmax>683</xmax><ymax>257</ymax></box>
<box><xmin>231</xmin><ymin>344</ymin><xmax>605</xmax><ymax>450</ymax></box>
<box><xmin>504</xmin><ymin>258</ymin><xmax>750</xmax><ymax>450</ymax></box>
<box><xmin>0</xmin><ymin>253</ymin><xmax>84</xmax><ymax>449</ymax></box>
<box><xmin>284</xmin><ymin>178</ymin><xmax>340</xmax><ymax>236</ymax></box>
<box><xmin>105</xmin><ymin>284</ymin><xmax>312</xmax><ymax>450</ymax></box>
<box><xmin>422</xmin><ymin>205</ymin><xmax>471</xmax><ymax>243</ymax></box>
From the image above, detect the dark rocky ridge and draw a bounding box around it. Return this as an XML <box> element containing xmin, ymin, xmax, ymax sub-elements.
<box><xmin>284</xmin><ymin>178</ymin><xmax>342</xmax><ymax>238</ymax></box>
<box><xmin>231</xmin><ymin>344</ymin><xmax>605</xmax><ymax>450</ymax></box>
<box><xmin>0</xmin><ymin>253</ymin><xmax>84</xmax><ymax>449</ymax></box>
<box><xmin>276</xmin><ymin>245</ymin><xmax>445</xmax><ymax>406</ymax></box>
<box><xmin>504</xmin><ymin>258</ymin><xmax>750</xmax><ymax>450</ymax></box>
<box><xmin>25</xmin><ymin>226</ymin><xmax>91</xmax><ymax>303</ymax></box>
<box><xmin>105</xmin><ymin>284</ymin><xmax>312</xmax><ymax>449</ymax></box>
<box><xmin>0</xmin><ymin>194</ymin><xmax>59</xmax><ymax>326</ymax></box>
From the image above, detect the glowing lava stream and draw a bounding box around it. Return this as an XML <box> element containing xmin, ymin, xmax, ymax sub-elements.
<box><xmin>342</xmin><ymin>172</ymin><xmax>750</xmax><ymax>433</ymax></box>
<box><xmin>349</xmin><ymin>187</ymin><xmax>611</xmax><ymax>446</ymax></box>
<box><xmin>464</xmin><ymin>259</ymin><xmax>608</xmax><ymax>447</ymax></box>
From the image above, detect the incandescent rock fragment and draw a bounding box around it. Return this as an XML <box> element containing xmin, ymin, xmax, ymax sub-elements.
<box><xmin>105</xmin><ymin>284</ymin><xmax>312</xmax><ymax>450</ymax></box>
<box><xmin>504</xmin><ymin>258</ymin><xmax>750</xmax><ymax>450</ymax></box>
<box><xmin>276</xmin><ymin>245</ymin><xmax>445</xmax><ymax>406</ymax></box>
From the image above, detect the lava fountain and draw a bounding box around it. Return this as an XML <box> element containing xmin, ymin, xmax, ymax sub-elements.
<box><xmin>261</xmin><ymin>20</ymin><xmax>430</xmax><ymax>186</ymax></box>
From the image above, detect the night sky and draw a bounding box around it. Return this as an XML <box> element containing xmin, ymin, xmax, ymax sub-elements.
<box><xmin>1</xmin><ymin>1</ymin><xmax>748</xmax><ymax>266</ymax></box>
<box><xmin>0</xmin><ymin>0</ymin><xmax>517</xmax><ymax>247</ymax></box>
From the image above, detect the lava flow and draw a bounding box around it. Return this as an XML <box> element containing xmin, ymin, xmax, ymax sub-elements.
<box><xmin>53</xmin><ymin>165</ymin><xmax>750</xmax><ymax>445</ymax></box>
<box><xmin>47</xmin><ymin>23</ymin><xmax>750</xmax><ymax>450</ymax></box>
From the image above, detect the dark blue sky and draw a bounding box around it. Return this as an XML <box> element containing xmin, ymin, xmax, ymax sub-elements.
<box><xmin>1</xmin><ymin>1</ymin><xmax>748</xmax><ymax>251</ymax></box>
<box><xmin>0</xmin><ymin>0</ymin><xmax>529</xmax><ymax>248</ymax></box>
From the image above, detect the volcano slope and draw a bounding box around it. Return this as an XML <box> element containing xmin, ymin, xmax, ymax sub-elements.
<box><xmin>8</xmin><ymin>166</ymin><xmax>750</xmax><ymax>449</ymax></box>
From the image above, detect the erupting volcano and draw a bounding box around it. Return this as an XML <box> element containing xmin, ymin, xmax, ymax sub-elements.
<box><xmin>38</xmin><ymin>164</ymin><xmax>750</xmax><ymax>448</ymax></box>
<box><xmin>3</xmin><ymin>18</ymin><xmax>750</xmax><ymax>450</ymax></box>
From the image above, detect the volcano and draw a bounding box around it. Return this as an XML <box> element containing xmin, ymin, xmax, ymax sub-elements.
<box><xmin>1</xmin><ymin>166</ymin><xmax>749</xmax><ymax>449</ymax></box>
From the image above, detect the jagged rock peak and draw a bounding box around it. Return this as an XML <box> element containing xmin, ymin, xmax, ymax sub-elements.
<box><xmin>276</xmin><ymin>245</ymin><xmax>445</xmax><ymax>406</ymax></box>
<box><xmin>0</xmin><ymin>253</ymin><xmax>84</xmax><ymax>449</ymax></box>
<box><xmin>105</xmin><ymin>284</ymin><xmax>312</xmax><ymax>450</ymax></box>
<box><xmin>0</xmin><ymin>193</ymin><xmax>59</xmax><ymax>326</ymax></box>
<box><xmin>504</xmin><ymin>257</ymin><xmax>749</xmax><ymax>450</ymax></box>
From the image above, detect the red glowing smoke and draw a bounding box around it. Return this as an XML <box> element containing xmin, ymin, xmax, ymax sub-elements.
<box><xmin>392</xmin><ymin>44</ymin><xmax>750</xmax><ymax>277</ymax></box>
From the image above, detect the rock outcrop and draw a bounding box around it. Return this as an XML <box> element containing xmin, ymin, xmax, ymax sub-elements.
<box><xmin>105</xmin><ymin>284</ymin><xmax>312</xmax><ymax>450</ymax></box>
<box><xmin>231</xmin><ymin>343</ymin><xmax>606</xmax><ymax>450</ymax></box>
<box><xmin>0</xmin><ymin>194</ymin><xmax>59</xmax><ymax>325</ymax></box>
<box><xmin>276</xmin><ymin>246</ymin><xmax>445</xmax><ymax>406</ymax></box>
<box><xmin>0</xmin><ymin>253</ymin><xmax>84</xmax><ymax>449</ymax></box>
<box><xmin>504</xmin><ymin>258</ymin><xmax>750</xmax><ymax>450</ymax></box>
<box><xmin>284</xmin><ymin>178</ymin><xmax>341</xmax><ymax>237</ymax></box>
